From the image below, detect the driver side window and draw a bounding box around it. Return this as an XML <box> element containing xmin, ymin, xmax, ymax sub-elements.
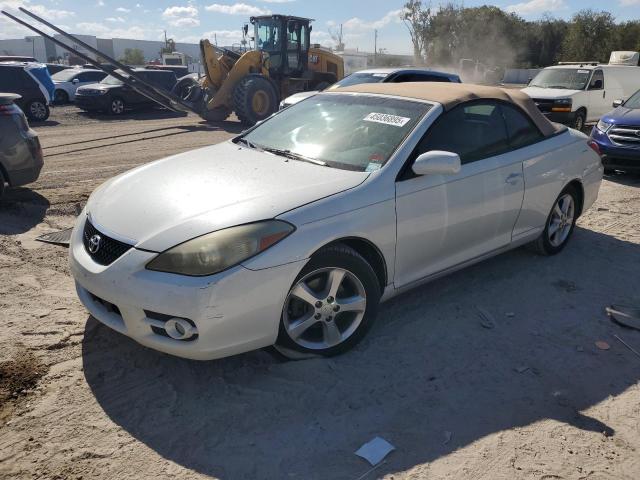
<box><xmin>589</xmin><ymin>70</ymin><xmax>604</xmax><ymax>90</ymax></box>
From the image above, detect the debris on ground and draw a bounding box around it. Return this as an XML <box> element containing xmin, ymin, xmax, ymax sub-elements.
<box><xmin>0</xmin><ymin>350</ymin><xmax>47</xmax><ymax>421</ymax></box>
<box><xmin>606</xmin><ymin>305</ymin><xmax>640</xmax><ymax>331</ymax></box>
<box><xmin>35</xmin><ymin>228</ymin><xmax>73</xmax><ymax>246</ymax></box>
<box><xmin>614</xmin><ymin>335</ymin><xmax>640</xmax><ymax>360</ymax></box>
<box><xmin>355</xmin><ymin>436</ymin><xmax>395</xmax><ymax>466</ymax></box>
<box><xmin>476</xmin><ymin>306</ymin><xmax>496</xmax><ymax>329</ymax></box>
<box><xmin>595</xmin><ymin>341</ymin><xmax>611</xmax><ymax>351</ymax></box>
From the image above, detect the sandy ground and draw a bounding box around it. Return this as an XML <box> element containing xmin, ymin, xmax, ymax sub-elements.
<box><xmin>1</xmin><ymin>105</ymin><xmax>640</xmax><ymax>480</ymax></box>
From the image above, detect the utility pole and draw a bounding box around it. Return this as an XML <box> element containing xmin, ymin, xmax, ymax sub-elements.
<box><xmin>374</xmin><ymin>29</ymin><xmax>377</xmax><ymax>67</ymax></box>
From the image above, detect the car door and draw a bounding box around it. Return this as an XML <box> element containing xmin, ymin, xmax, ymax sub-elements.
<box><xmin>394</xmin><ymin>100</ymin><xmax>526</xmax><ymax>287</ymax></box>
<box><xmin>587</xmin><ymin>69</ymin><xmax>608</xmax><ymax>120</ymax></box>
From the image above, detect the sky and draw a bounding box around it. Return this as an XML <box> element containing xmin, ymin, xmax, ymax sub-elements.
<box><xmin>1</xmin><ymin>0</ymin><xmax>640</xmax><ymax>55</ymax></box>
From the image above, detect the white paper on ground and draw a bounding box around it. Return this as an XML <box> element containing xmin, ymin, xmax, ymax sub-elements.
<box><xmin>355</xmin><ymin>436</ymin><xmax>395</xmax><ymax>466</ymax></box>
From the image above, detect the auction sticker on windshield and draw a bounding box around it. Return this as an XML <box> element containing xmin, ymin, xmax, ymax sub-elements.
<box><xmin>364</xmin><ymin>112</ymin><xmax>411</xmax><ymax>127</ymax></box>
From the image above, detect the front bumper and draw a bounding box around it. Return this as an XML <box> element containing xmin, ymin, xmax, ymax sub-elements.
<box><xmin>541</xmin><ymin>110</ymin><xmax>576</xmax><ymax>125</ymax></box>
<box><xmin>590</xmin><ymin>128</ymin><xmax>640</xmax><ymax>172</ymax></box>
<box><xmin>69</xmin><ymin>215</ymin><xmax>306</xmax><ymax>360</ymax></box>
<box><xmin>75</xmin><ymin>95</ymin><xmax>109</xmax><ymax>110</ymax></box>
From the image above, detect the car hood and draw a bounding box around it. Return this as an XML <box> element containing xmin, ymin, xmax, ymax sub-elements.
<box><xmin>521</xmin><ymin>86</ymin><xmax>581</xmax><ymax>99</ymax></box>
<box><xmin>283</xmin><ymin>90</ymin><xmax>318</xmax><ymax>106</ymax></box>
<box><xmin>77</xmin><ymin>83</ymin><xmax>113</xmax><ymax>91</ymax></box>
<box><xmin>602</xmin><ymin>106</ymin><xmax>640</xmax><ymax>125</ymax></box>
<box><xmin>86</xmin><ymin>141</ymin><xmax>369</xmax><ymax>252</ymax></box>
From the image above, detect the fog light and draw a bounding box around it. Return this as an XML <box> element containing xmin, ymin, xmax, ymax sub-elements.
<box><xmin>164</xmin><ymin>317</ymin><xmax>196</xmax><ymax>340</ymax></box>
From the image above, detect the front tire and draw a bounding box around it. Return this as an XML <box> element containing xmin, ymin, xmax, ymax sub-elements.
<box><xmin>233</xmin><ymin>75</ymin><xmax>278</xmax><ymax>126</ymax></box>
<box><xmin>573</xmin><ymin>110</ymin><xmax>586</xmax><ymax>131</ymax></box>
<box><xmin>54</xmin><ymin>89</ymin><xmax>69</xmax><ymax>104</ymax></box>
<box><xmin>108</xmin><ymin>97</ymin><xmax>125</xmax><ymax>115</ymax></box>
<box><xmin>534</xmin><ymin>185</ymin><xmax>579</xmax><ymax>255</ymax></box>
<box><xmin>26</xmin><ymin>100</ymin><xmax>49</xmax><ymax>122</ymax></box>
<box><xmin>276</xmin><ymin>244</ymin><xmax>381</xmax><ymax>357</ymax></box>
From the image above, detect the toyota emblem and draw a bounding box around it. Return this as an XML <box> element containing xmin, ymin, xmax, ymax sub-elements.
<box><xmin>88</xmin><ymin>234</ymin><xmax>102</xmax><ymax>254</ymax></box>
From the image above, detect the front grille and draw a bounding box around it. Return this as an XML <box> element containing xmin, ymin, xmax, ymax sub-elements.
<box><xmin>532</xmin><ymin>98</ymin><xmax>554</xmax><ymax>113</ymax></box>
<box><xmin>607</xmin><ymin>125</ymin><xmax>640</xmax><ymax>148</ymax></box>
<box><xmin>83</xmin><ymin>220</ymin><xmax>133</xmax><ymax>265</ymax></box>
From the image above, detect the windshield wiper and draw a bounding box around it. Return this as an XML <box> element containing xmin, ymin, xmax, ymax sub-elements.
<box><xmin>261</xmin><ymin>146</ymin><xmax>327</xmax><ymax>166</ymax></box>
<box><xmin>546</xmin><ymin>85</ymin><xmax>570</xmax><ymax>89</ymax></box>
<box><xmin>236</xmin><ymin>137</ymin><xmax>258</xmax><ymax>149</ymax></box>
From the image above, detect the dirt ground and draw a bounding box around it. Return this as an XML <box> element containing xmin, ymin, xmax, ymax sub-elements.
<box><xmin>1</xmin><ymin>105</ymin><xmax>640</xmax><ymax>480</ymax></box>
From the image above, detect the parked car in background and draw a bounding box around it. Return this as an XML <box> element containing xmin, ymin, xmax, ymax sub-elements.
<box><xmin>0</xmin><ymin>55</ymin><xmax>36</xmax><ymax>62</ymax></box>
<box><xmin>70</xmin><ymin>83</ymin><xmax>601</xmax><ymax>361</ymax></box>
<box><xmin>522</xmin><ymin>61</ymin><xmax>640</xmax><ymax>130</ymax></box>
<box><xmin>0</xmin><ymin>62</ymin><xmax>54</xmax><ymax>121</ymax></box>
<box><xmin>75</xmin><ymin>68</ymin><xmax>178</xmax><ymax>115</ymax></box>
<box><xmin>0</xmin><ymin>93</ymin><xmax>43</xmax><ymax>198</ymax></box>
<box><xmin>52</xmin><ymin>68</ymin><xmax>108</xmax><ymax>104</ymax></box>
<box><xmin>46</xmin><ymin>63</ymin><xmax>72</xmax><ymax>76</ymax></box>
<box><xmin>280</xmin><ymin>67</ymin><xmax>462</xmax><ymax>109</ymax></box>
<box><xmin>590</xmin><ymin>89</ymin><xmax>640</xmax><ymax>173</ymax></box>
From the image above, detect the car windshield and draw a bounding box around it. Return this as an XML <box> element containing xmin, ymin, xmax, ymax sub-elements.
<box><xmin>529</xmin><ymin>68</ymin><xmax>591</xmax><ymax>90</ymax></box>
<box><xmin>100</xmin><ymin>74</ymin><xmax>125</xmax><ymax>85</ymax></box>
<box><xmin>622</xmin><ymin>90</ymin><xmax>640</xmax><ymax>109</ymax></box>
<box><xmin>240</xmin><ymin>93</ymin><xmax>430</xmax><ymax>171</ymax></box>
<box><xmin>51</xmin><ymin>69</ymin><xmax>79</xmax><ymax>81</ymax></box>
<box><xmin>332</xmin><ymin>72</ymin><xmax>389</xmax><ymax>88</ymax></box>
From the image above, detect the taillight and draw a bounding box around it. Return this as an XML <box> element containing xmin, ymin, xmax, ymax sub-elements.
<box><xmin>0</xmin><ymin>103</ymin><xmax>20</xmax><ymax>116</ymax></box>
<box><xmin>587</xmin><ymin>139</ymin><xmax>601</xmax><ymax>156</ymax></box>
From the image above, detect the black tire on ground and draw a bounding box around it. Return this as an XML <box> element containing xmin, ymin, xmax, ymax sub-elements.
<box><xmin>25</xmin><ymin>100</ymin><xmax>50</xmax><ymax>122</ymax></box>
<box><xmin>533</xmin><ymin>185</ymin><xmax>579</xmax><ymax>256</ymax></box>
<box><xmin>108</xmin><ymin>97</ymin><xmax>125</xmax><ymax>115</ymax></box>
<box><xmin>573</xmin><ymin>110</ymin><xmax>586</xmax><ymax>131</ymax></box>
<box><xmin>0</xmin><ymin>169</ymin><xmax>5</xmax><ymax>199</ymax></box>
<box><xmin>233</xmin><ymin>75</ymin><xmax>278</xmax><ymax>126</ymax></box>
<box><xmin>276</xmin><ymin>244</ymin><xmax>381</xmax><ymax>358</ymax></box>
<box><xmin>54</xmin><ymin>89</ymin><xmax>69</xmax><ymax>104</ymax></box>
<box><xmin>202</xmin><ymin>107</ymin><xmax>231</xmax><ymax>122</ymax></box>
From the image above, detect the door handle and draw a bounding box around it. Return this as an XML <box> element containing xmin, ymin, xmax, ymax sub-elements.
<box><xmin>505</xmin><ymin>172</ymin><xmax>522</xmax><ymax>185</ymax></box>
<box><xmin>603</xmin><ymin>90</ymin><xmax>606</xmax><ymax>98</ymax></box>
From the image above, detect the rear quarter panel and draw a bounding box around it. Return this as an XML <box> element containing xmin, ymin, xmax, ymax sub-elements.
<box><xmin>512</xmin><ymin>129</ymin><xmax>602</xmax><ymax>241</ymax></box>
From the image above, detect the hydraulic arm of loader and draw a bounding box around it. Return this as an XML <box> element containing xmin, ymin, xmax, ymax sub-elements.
<box><xmin>1</xmin><ymin>7</ymin><xmax>202</xmax><ymax>116</ymax></box>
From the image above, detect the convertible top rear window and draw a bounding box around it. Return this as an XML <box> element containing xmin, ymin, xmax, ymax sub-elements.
<box><xmin>241</xmin><ymin>93</ymin><xmax>430</xmax><ymax>171</ymax></box>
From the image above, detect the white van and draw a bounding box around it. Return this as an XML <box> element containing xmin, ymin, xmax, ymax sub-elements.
<box><xmin>522</xmin><ymin>56</ymin><xmax>640</xmax><ymax>130</ymax></box>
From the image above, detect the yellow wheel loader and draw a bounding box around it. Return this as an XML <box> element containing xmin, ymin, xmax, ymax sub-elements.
<box><xmin>175</xmin><ymin>15</ymin><xmax>345</xmax><ymax>125</ymax></box>
<box><xmin>3</xmin><ymin>10</ymin><xmax>344</xmax><ymax>126</ymax></box>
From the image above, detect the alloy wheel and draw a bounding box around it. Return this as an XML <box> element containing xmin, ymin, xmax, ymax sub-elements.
<box><xmin>283</xmin><ymin>267</ymin><xmax>367</xmax><ymax>350</ymax></box>
<box><xmin>30</xmin><ymin>101</ymin><xmax>46</xmax><ymax>120</ymax></box>
<box><xmin>111</xmin><ymin>99</ymin><xmax>124</xmax><ymax>114</ymax></box>
<box><xmin>547</xmin><ymin>193</ymin><xmax>575</xmax><ymax>247</ymax></box>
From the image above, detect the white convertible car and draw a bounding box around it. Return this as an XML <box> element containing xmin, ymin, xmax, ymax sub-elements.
<box><xmin>70</xmin><ymin>83</ymin><xmax>603</xmax><ymax>360</ymax></box>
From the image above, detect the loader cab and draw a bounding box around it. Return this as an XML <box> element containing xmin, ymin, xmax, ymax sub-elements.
<box><xmin>251</xmin><ymin>15</ymin><xmax>311</xmax><ymax>78</ymax></box>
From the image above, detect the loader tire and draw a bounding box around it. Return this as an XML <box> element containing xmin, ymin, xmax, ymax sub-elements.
<box><xmin>233</xmin><ymin>75</ymin><xmax>278</xmax><ymax>126</ymax></box>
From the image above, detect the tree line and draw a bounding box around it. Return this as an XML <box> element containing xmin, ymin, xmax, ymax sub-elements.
<box><xmin>402</xmin><ymin>1</ymin><xmax>640</xmax><ymax>68</ymax></box>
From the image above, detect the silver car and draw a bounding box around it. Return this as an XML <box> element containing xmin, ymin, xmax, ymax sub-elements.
<box><xmin>69</xmin><ymin>83</ymin><xmax>602</xmax><ymax>360</ymax></box>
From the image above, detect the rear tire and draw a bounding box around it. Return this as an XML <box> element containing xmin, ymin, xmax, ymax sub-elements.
<box><xmin>233</xmin><ymin>75</ymin><xmax>278</xmax><ymax>126</ymax></box>
<box><xmin>26</xmin><ymin>100</ymin><xmax>49</xmax><ymax>122</ymax></box>
<box><xmin>534</xmin><ymin>185</ymin><xmax>579</xmax><ymax>255</ymax></box>
<box><xmin>108</xmin><ymin>97</ymin><xmax>125</xmax><ymax>115</ymax></box>
<box><xmin>276</xmin><ymin>244</ymin><xmax>381</xmax><ymax>358</ymax></box>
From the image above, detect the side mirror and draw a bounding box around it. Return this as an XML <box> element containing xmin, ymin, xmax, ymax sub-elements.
<box><xmin>613</xmin><ymin>99</ymin><xmax>624</xmax><ymax>108</ymax></box>
<box><xmin>412</xmin><ymin>151</ymin><xmax>461</xmax><ymax>176</ymax></box>
<box><xmin>527</xmin><ymin>77</ymin><xmax>532</xmax><ymax>85</ymax></box>
<box><xmin>72</xmin><ymin>78</ymin><xmax>79</xmax><ymax>84</ymax></box>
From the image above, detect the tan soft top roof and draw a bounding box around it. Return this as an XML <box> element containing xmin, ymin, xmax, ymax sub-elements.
<box><xmin>334</xmin><ymin>82</ymin><xmax>566</xmax><ymax>137</ymax></box>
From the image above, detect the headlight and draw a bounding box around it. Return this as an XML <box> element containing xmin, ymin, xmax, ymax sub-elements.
<box><xmin>551</xmin><ymin>98</ymin><xmax>572</xmax><ymax>112</ymax></box>
<box><xmin>146</xmin><ymin>220</ymin><xmax>295</xmax><ymax>276</ymax></box>
<box><xmin>596</xmin><ymin>119</ymin><xmax>613</xmax><ymax>133</ymax></box>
